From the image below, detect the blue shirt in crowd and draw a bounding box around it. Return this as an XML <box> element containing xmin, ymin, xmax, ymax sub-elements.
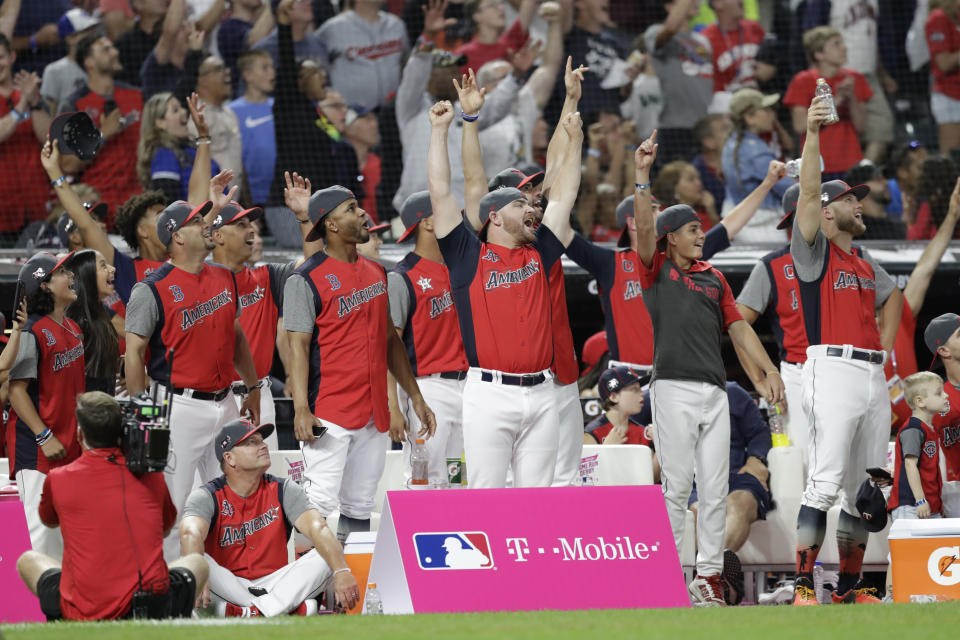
<box><xmin>229</xmin><ymin>97</ymin><xmax>277</xmax><ymax>205</ymax></box>
<box><xmin>721</xmin><ymin>130</ymin><xmax>793</xmax><ymax>211</ymax></box>
<box><xmin>150</xmin><ymin>146</ymin><xmax>221</xmax><ymax>202</ymax></box>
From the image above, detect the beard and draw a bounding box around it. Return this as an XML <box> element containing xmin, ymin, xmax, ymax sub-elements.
<box><xmin>835</xmin><ymin>214</ymin><xmax>867</xmax><ymax>237</ymax></box>
<box><xmin>502</xmin><ymin>215</ymin><xmax>535</xmax><ymax>244</ymax></box>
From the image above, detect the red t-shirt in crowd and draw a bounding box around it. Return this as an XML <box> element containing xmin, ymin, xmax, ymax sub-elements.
<box><xmin>456</xmin><ymin>19</ymin><xmax>528</xmax><ymax>76</ymax></box>
<box><xmin>38</xmin><ymin>449</ymin><xmax>176</xmax><ymax>620</ymax></box>
<box><xmin>907</xmin><ymin>201</ymin><xmax>960</xmax><ymax>240</ymax></box>
<box><xmin>0</xmin><ymin>91</ymin><xmax>50</xmax><ymax>231</ymax></box>
<box><xmin>783</xmin><ymin>68</ymin><xmax>872</xmax><ymax>174</ymax></box>
<box><xmin>701</xmin><ymin>19</ymin><xmax>766</xmax><ymax>92</ymax></box>
<box><xmin>927</xmin><ymin>8</ymin><xmax>960</xmax><ymax>101</ymax></box>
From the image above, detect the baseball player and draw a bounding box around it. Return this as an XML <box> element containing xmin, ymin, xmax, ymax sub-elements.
<box><xmin>283</xmin><ymin>185</ymin><xmax>436</xmax><ymax>543</ymax></box>
<box><xmin>926</xmin><ymin>314</ymin><xmax>960</xmax><ymax>517</ymax></box>
<box><xmin>125</xmin><ymin>199</ymin><xmax>262</xmax><ymax>560</ymax></box>
<box><xmin>633</xmin><ymin>131</ymin><xmax>784</xmax><ymax>607</ymax></box>
<box><xmin>789</xmin><ymin>99</ymin><xmax>902</xmax><ymax>606</ymax></box>
<box><xmin>6</xmin><ymin>252</ymin><xmax>85</xmax><ymax>559</ymax></box>
<box><xmin>427</xmin><ymin>91</ymin><xmax>582</xmax><ymax>489</ymax></box>
<box><xmin>456</xmin><ymin>70</ymin><xmax>581</xmax><ymax>486</ymax></box>
<box><xmin>387</xmin><ymin>191</ymin><xmax>469</xmax><ymax>484</ymax></box>
<box><xmin>180</xmin><ymin>419</ymin><xmax>360</xmax><ymax>617</ymax></box>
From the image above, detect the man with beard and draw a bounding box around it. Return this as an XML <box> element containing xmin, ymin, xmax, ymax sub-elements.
<box><xmin>789</xmin><ymin>97</ymin><xmax>902</xmax><ymax>606</ymax></box>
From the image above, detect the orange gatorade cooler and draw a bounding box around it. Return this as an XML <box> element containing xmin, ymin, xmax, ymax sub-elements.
<box><xmin>889</xmin><ymin>519</ymin><xmax>960</xmax><ymax>603</ymax></box>
<box><xmin>344</xmin><ymin>531</ymin><xmax>377</xmax><ymax>614</ymax></box>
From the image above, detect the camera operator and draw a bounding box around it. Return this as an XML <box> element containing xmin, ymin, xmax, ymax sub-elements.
<box><xmin>15</xmin><ymin>391</ymin><xmax>209</xmax><ymax>621</ymax></box>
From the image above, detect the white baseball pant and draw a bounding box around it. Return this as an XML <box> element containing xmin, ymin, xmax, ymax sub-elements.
<box><xmin>780</xmin><ymin>360</ymin><xmax>810</xmax><ymax>474</ymax></box>
<box><xmin>801</xmin><ymin>346</ymin><xmax>890</xmax><ymax>515</ymax></box>
<box><xmin>232</xmin><ymin>377</ymin><xmax>279</xmax><ymax>450</ymax></box>
<box><xmin>552</xmin><ymin>380</ymin><xmax>584</xmax><ymax>487</ymax></box>
<box><xmin>206</xmin><ymin>549</ymin><xmax>331</xmax><ymax>616</ymax></box>
<box><xmin>161</xmin><ymin>388</ymin><xmax>241</xmax><ymax>561</ymax></box>
<box><xmin>462</xmin><ymin>368</ymin><xmax>559</xmax><ymax>488</ymax></box>
<box><xmin>15</xmin><ymin>469</ymin><xmax>63</xmax><ymax>560</ymax></box>
<box><xmin>650</xmin><ymin>379</ymin><xmax>730</xmax><ymax>577</ymax></box>
<box><xmin>301</xmin><ymin>417</ymin><xmax>389</xmax><ymax>519</ymax></box>
<box><xmin>399</xmin><ymin>375</ymin><xmax>464</xmax><ymax>484</ymax></box>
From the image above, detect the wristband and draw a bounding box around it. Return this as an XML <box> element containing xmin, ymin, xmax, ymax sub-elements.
<box><xmin>587</xmin><ymin>148</ymin><xmax>602</xmax><ymax>158</ymax></box>
<box><xmin>333</xmin><ymin>567</ymin><xmax>352</xmax><ymax>576</ymax></box>
<box><xmin>196</xmin><ymin>136</ymin><xmax>211</xmax><ymax>145</ymax></box>
<box><xmin>51</xmin><ymin>175</ymin><xmax>68</xmax><ymax>188</ymax></box>
<box><xmin>635</xmin><ymin>182</ymin><xmax>651</xmax><ymax>192</ymax></box>
<box><xmin>461</xmin><ymin>112</ymin><xmax>479</xmax><ymax>123</ymax></box>
<box><xmin>297</xmin><ymin>217</ymin><xmax>310</xmax><ymax>224</ymax></box>
<box><xmin>915</xmin><ymin>498</ymin><xmax>927</xmax><ymax>507</ymax></box>
<box><xmin>35</xmin><ymin>428</ymin><xmax>52</xmax><ymax>446</ymax></box>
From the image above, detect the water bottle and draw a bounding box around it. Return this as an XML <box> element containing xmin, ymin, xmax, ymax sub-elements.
<box><xmin>815</xmin><ymin>78</ymin><xmax>840</xmax><ymax>124</ymax></box>
<box><xmin>785</xmin><ymin>159</ymin><xmax>802</xmax><ymax>179</ymax></box>
<box><xmin>460</xmin><ymin>451</ymin><xmax>468</xmax><ymax>486</ymax></box>
<box><xmin>813</xmin><ymin>562</ymin><xmax>825</xmax><ymax>604</ymax></box>
<box><xmin>365</xmin><ymin>583</ymin><xmax>383</xmax><ymax>615</ymax></box>
<box><xmin>769</xmin><ymin>406</ymin><xmax>790</xmax><ymax>447</ymax></box>
<box><xmin>410</xmin><ymin>438</ymin><xmax>428</xmax><ymax>486</ymax></box>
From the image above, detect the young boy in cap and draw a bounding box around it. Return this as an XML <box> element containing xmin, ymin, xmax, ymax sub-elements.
<box><xmin>926</xmin><ymin>313</ymin><xmax>960</xmax><ymax>516</ymax></box>
<box><xmin>584</xmin><ymin>366</ymin><xmax>653</xmax><ymax>447</ymax></box>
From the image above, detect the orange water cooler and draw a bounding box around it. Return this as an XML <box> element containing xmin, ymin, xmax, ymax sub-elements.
<box><xmin>889</xmin><ymin>519</ymin><xmax>960</xmax><ymax>603</ymax></box>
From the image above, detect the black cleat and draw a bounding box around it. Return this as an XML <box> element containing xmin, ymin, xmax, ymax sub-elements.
<box><xmin>722</xmin><ymin>549</ymin><xmax>745</xmax><ymax>605</ymax></box>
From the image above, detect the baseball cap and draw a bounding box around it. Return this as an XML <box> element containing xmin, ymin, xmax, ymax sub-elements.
<box><xmin>345</xmin><ymin>104</ymin><xmax>377</xmax><ymax>129</ymax></box>
<box><xmin>855</xmin><ymin>477</ymin><xmax>888</xmax><ymax>533</ymax></box>
<box><xmin>729</xmin><ymin>88</ymin><xmax>780</xmax><ymax>119</ymax></box>
<box><xmin>57</xmin><ymin>201</ymin><xmax>107</xmax><ymax>247</ymax></box>
<box><xmin>478</xmin><ymin>187</ymin><xmax>526</xmax><ymax>228</ymax></box>
<box><xmin>58</xmin><ymin>8</ymin><xmax>101</xmax><ymax>40</ymax></box>
<box><xmin>432</xmin><ymin>50</ymin><xmax>468</xmax><ymax>68</ymax></box>
<box><xmin>156</xmin><ymin>200</ymin><xmax>214</xmax><ymax>246</ymax></box>
<box><xmin>397</xmin><ymin>191</ymin><xmax>433</xmax><ymax>243</ymax></box>
<box><xmin>598</xmin><ymin>366</ymin><xmax>651</xmax><ymax>402</ymax></box>
<box><xmin>487</xmin><ymin>168</ymin><xmax>544</xmax><ymax>192</ymax></box>
<box><xmin>18</xmin><ymin>251</ymin><xmax>76</xmax><ymax>297</ymax></box>
<box><xmin>211</xmin><ymin>201</ymin><xmax>263</xmax><ymax>230</ymax></box>
<box><xmin>925</xmin><ymin>313</ymin><xmax>960</xmax><ymax>368</ymax></box>
<box><xmin>581</xmin><ymin>330</ymin><xmax>609</xmax><ymax>376</ymax></box>
<box><xmin>820</xmin><ymin>180</ymin><xmax>870</xmax><ymax>208</ymax></box>
<box><xmin>656</xmin><ymin>204</ymin><xmax>699</xmax><ymax>240</ymax></box>
<box><xmin>615</xmin><ymin>193</ymin><xmax>661</xmax><ymax>247</ymax></box>
<box><xmin>215</xmin><ymin>418</ymin><xmax>276</xmax><ymax>463</ymax></box>
<box><xmin>367</xmin><ymin>222</ymin><xmax>390</xmax><ymax>234</ymax></box>
<box><xmin>49</xmin><ymin>112</ymin><xmax>104</xmax><ymax>162</ymax></box>
<box><xmin>776</xmin><ymin>183</ymin><xmax>801</xmax><ymax>230</ymax></box>
<box><xmin>305</xmin><ymin>186</ymin><xmax>357</xmax><ymax>242</ymax></box>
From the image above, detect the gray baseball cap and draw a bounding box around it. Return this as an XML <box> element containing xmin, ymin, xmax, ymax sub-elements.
<box><xmin>478</xmin><ymin>187</ymin><xmax>526</xmax><ymax>228</ymax></box>
<box><xmin>656</xmin><ymin>204</ymin><xmax>699</xmax><ymax>240</ymax></box>
<box><xmin>18</xmin><ymin>251</ymin><xmax>76</xmax><ymax>296</ymax></box>
<box><xmin>777</xmin><ymin>183</ymin><xmax>801</xmax><ymax>230</ymax></box>
<box><xmin>925</xmin><ymin>313</ymin><xmax>960</xmax><ymax>367</ymax></box>
<box><xmin>211</xmin><ymin>201</ymin><xmax>263</xmax><ymax>230</ymax></box>
<box><xmin>820</xmin><ymin>180</ymin><xmax>869</xmax><ymax>207</ymax></box>
<box><xmin>156</xmin><ymin>200</ymin><xmax>213</xmax><ymax>246</ymax></box>
<box><xmin>487</xmin><ymin>167</ymin><xmax>544</xmax><ymax>192</ymax></box>
<box><xmin>305</xmin><ymin>186</ymin><xmax>357</xmax><ymax>242</ymax></box>
<box><xmin>397</xmin><ymin>191</ymin><xmax>433</xmax><ymax>243</ymax></box>
<box><xmin>616</xmin><ymin>193</ymin><xmax>661</xmax><ymax>247</ymax></box>
<box><xmin>215</xmin><ymin>418</ymin><xmax>276</xmax><ymax>463</ymax></box>
<box><xmin>57</xmin><ymin>201</ymin><xmax>107</xmax><ymax>247</ymax></box>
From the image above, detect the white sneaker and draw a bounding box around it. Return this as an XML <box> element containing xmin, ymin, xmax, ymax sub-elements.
<box><xmin>758</xmin><ymin>580</ymin><xmax>795</xmax><ymax>606</ymax></box>
<box><xmin>689</xmin><ymin>574</ymin><xmax>726</xmax><ymax>607</ymax></box>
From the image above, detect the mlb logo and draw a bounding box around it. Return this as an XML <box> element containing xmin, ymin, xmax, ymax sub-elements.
<box><xmin>413</xmin><ymin>532</ymin><xmax>494</xmax><ymax>570</ymax></box>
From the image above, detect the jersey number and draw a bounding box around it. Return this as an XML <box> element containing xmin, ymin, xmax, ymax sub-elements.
<box><xmin>169</xmin><ymin>285</ymin><xmax>184</xmax><ymax>302</ymax></box>
<box><xmin>325</xmin><ymin>275</ymin><xmax>341</xmax><ymax>291</ymax></box>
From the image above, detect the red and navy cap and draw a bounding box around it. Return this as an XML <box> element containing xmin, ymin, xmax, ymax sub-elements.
<box><xmin>397</xmin><ymin>191</ymin><xmax>433</xmax><ymax>243</ymax></box>
<box><xmin>820</xmin><ymin>180</ymin><xmax>870</xmax><ymax>207</ymax></box>
<box><xmin>478</xmin><ymin>187</ymin><xmax>527</xmax><ymax>228</ymax></box>
<box><xmin>487</xmin><ymin>167</ymin><xmax>544</xmax><ymax>192</ymax></box>
<box><xmin>925</xmin><ymin>313</ymin><xmax>960</xmax><ymax>369</ymax></box>
<box><xmin>776</xmin><ymin>183</ymin><xmax>801</xmax><ymax>230</ymax></box>
<box><xmin>211</xmin><ymin>201</ymin><xmax>263</xmax><ymax>230</ymax></box>
<box><xmin>156</xmin><ymin>200</ymin><xmax>214</xmax><ymax>246</ymax></box>
<box><xmin>18</xmin><ymin>251</ymin><xmax>76</xmax><ymax>296</ymax></box>
<box><xmin>580</xmin><ymin>330</ymin><xmax>609</xmax><ymax>376</ymax></box>
<box><xmin>215</xmin><ymin>418</ymin><xmax>276</xmax><ymax>463</ymax></box>
<box><xmin>305</xmin><ymin>185</ymin><xmax>356</xmax><ymax>242</ymax></box>
<box><xmin>598</xmin><ymin>366</ymin><xmax>650</xmax><ymax>402</ymax></box>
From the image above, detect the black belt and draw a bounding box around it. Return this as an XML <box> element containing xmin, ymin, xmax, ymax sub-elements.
<box><xmin>171</xmin><ymin>386</ymin><xmax>231</xmax><ymax>402</ymax></box>
<box><xmin>825</xmin><ymin>346</ymin><xmax>884</xmax><ymax>365</ymax></box>
<box><xmin>480</xmin><ymin>371</ymin><xmax>546</xmax><ymax>387</ymax></box>
<box><xmin>439</xmin><ymin>371</ymin><xmax>468</xmax><ymax>381</ymax></box>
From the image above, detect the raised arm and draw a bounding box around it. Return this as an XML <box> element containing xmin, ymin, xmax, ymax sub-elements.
<box><xmin>720</xmin><ymin>160</ymin><xmax>787</xmax><ymax>240</ymax></box>
<box><xmin>155</xmin><ymin>0</ymin><xmax>187</xmax><ymax>65</ymax></box>
<box><xmin>426</xmin><ymin>101</ymin><xmax>461</xmax><ymax>238</ymax></box>
<box><xmin>655</xmin><ymin>0</ymin><xmax>697</xmax><ymax>49</ymax></box>
<box><xmin>284</xmin><ymin>171</ymin><xmax>324</xmax><ymax>256</ymax></box>
<box><xmin>515</xmin><ymin>0</ymin><xmax>538</xmax><ymax>31</ymax></box>
<box><xmin>795</xmin><ymin>97</ymin><xmax>832</xmax><ymax>246</ymax></box>
<box><xmin>0</xmin><ymin>0</ymin><xmax>21</xmax><ymax>41</ymax></box>
<box><xmin>903</xmin><ymin>177</ymin><xmax>960</xmax><ymax>316</ymax></box>
<box><xmin>194</xmin><ymin>0</ymin><xmax>226</xmax><ymax>34</ymax></box>
<box><xmin>247</xmin><ymin>2</ymin><xmax>276</xmax><ymax>46</ymax></box>
<box><xmin>543</xmin><ymin>57</ymin><xmax>586</xmax><ymax>193</ymax></box>
<box><xmin>541</xmin><ymin>111</ymin><xmax>583</xmax><ymax>247</ymax></box>
<box><xmin>632</xmin><ymin>131</ymin><xmax>658</xmax><ymax>267</ymax></box>
<box><xmin>524</xmin><ymin>2</ymin><xmax>564</xmax><ymax>109</ymax></box>
<box><xmin>455</xmin><ymin>70</ymin><xmax>488</xmax><ymax>231</ymax></box>
<box><xmin>186</xmin><ymin>93</ymin><xmax>213</xmax><ymax>207</ymax></box>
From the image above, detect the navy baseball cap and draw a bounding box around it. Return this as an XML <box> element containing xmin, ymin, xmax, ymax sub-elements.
<box><xmin>157</xmin><ymin>200</ymin><xmax>214</xmax><ymax>246</ymax></box>
<box><xmin>487</xmin><ymin>168</ymin><xmax>544</xmax><ymax>192</ymax></box>
<box><xmin>777</xmin><ymin>183</ymin><xmax>801</xmax><ymax>230</ymax></box>
<box><xmin>215</xmin><ymin>418</ymin><xmax>276</xmax><ymax>463</ymax></box>
<box><xmin>57</xmin><ymin>201</ymin><xmax>107</xmax><ymax>247</ymax></box>
<box><xmin>211</xmin><ymin>201</ymin><xmax>263</xmax><ymax>230</ymax></box>
<box><xmin>49</xmin><ymin>111</ymin><xmax>103</xmax><ymax>162</ymax></box>
<box><xmin>925</xmin><ymin>313</ymin><xmax>960</xmax><ymax>368</ymax></box>
<box><xmin>18</xmin><ymin>251</ymin><xmax>76</xmax><ymax>296</ymax></box>
<box><xmin>656</xmin><ymin>204</ymin><xmax>699</xmax><ymax>240</ymax></box>
<box><xmin>820</xmin><ymin>180</ymin><xmax>870</xmax><ymax>207</ymax></box>
<box><xmin>397</xmin><ymin>191</ymin><xmax>433</xmax><ymax>243</ymax></box>
<box><xmin>478</xmin><ymin>187</ymin><xmax>526</xmax><ymax>228</ymax></box>
<box><xmin>305</xmin><ymin>185</ymin><xmax>357</xmax><ymax>242</ymax></box>
<box><xmin>855</xmin><ymin>477</ymin><xmax>888</xmax><ymax>533</ymax></box>
<box><xmin>598</xmin><ymin>366</ymin><xmax>650</xmax><ymax>402</ymax></box>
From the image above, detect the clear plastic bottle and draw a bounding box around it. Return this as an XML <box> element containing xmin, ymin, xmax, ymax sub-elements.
<box><xmin>815</xmin><ymin>78</ymin><xmax>840</xmax><ymax>124</ymax></box>
<box><xmin>460</xmin><ymin>450</ymin><xmax>467</xmax><ymax>486</ymax></box>
<box><xmin>410</xmin><ymin>438</ymin><xmax>428</xmax><ymax>486</ymax></box>
<box><xmin>785</xmin><ymin>159</ymin><xmax>802</xmax><ymax>179</ymax></box>
<box><xmin>813</xmin><ymin>562</ymin><xmax>825</xmax><ymax>604</ymax></box>
<box><xmin>365</xmin><ymin>583</ymin><xmax>383</xmax><ymax>615</ymax></box>
<box><xmin>769</xmin><ymin>406</ymin><xmax>790</xmax><ymax>447</ymax></box>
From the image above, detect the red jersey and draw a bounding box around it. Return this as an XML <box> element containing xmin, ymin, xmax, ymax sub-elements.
<box><xmin>112</xmin><ymin>249</ymin><xmax>166</xmax><ymax>316</ymax></box>
<box><xmin>63</xmin><ymin>83</ymin><xmax>144</xmax><ymax>225</ymax></box>
<box><xmin>438</xmin><ymin>222</ymin><xmax>565</xmax><ymax>374</ymax></box>
<box><xmin>296</xmin><ymin>252</ymin><xmax>389</xmax><ymax>431</ymax></box>
<box><xmin>235</xmin><ymin>263</ymin><xmax>292</xmax><ymax>379</ymax></box>
<box><xmin>889</xmin><ymin>417</ymin><xmax>943</xmax><ymax>514</ymax></box>
<box><xmin>456</xmin><ymin>19</ymin><xmax>528</xmax><ymax>76</ymax></box>
<box><xmin>590</xmin><ymin>223</ymin><xmax>620</xmax><ymax>243</ymax></box>
<box><xmin>38</xmin><ymin>450</ymin><xmax>175</xmax><ymax>620</ymax></box>
<box><xmin>390</xmin><ymin>252</ymin><xmax>468</xmax><ymax>377</ymax></box>
<box><xmin>549</xmin><ymin>261</ymin><xmax>579</xmax><ymax>385</ymax></box>
<box><xmin>6</xmin><ymin>315</ymin><xmax>84</xmax><ymax>479</ymax></box>
<box><xmin>201</xmin><ymin>475</ymin><xmax>291</xmax><ymax>580</ymax></box>
<box><xmin>0</xmin><ymin>91</ymin><xmax>50</xmax><ymax>231</ymax></box>
<box><xmin>762</xmin><ymin>247</ymin><xmax>809</xmax><ymax>364</ymax></box>
<box><xmin>796</xmin><ymin>242</ymin><xmax>882</xmax><ymax>350</ymax></box>
<box><xmin>140</xmin><ymin>262</ymin><xmax>240</xmax><ymax>391</ymax></box>
<box><xmin>783</xmin><ymin>68</ymin><xmax>872</xmax><ymax>174</ymax></box>
<box><xmin>586</xmin><ymin>414</ymin><xmax>654</xmax><ymax>447</ymax></box>
<box><xmin>927</xmin><ymin>8</ymin><xmax>960</xmax><ymax>101</ymax></box>
<box><xmin>935</xmin><ymin>379</ymin><xmax>960</xmax><ymax>482</ymax></box>
<box><xmin>886</xmin><ymin>299</ymin><xmax>919</xmax><ymax>431</ymax></box>
<box><xmin>701</xmin><ymin>19</ymin><xmax>766</xmax><ymax>92</ymax></box>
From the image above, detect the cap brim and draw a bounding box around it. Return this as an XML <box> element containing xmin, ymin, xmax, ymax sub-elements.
<box><xmin>397</xmin><ymin>221</ymin><xmax>419</xmax><ymax>243</ymax></box>
<box><xmin>617</xmin><ymin>225</ymin><xmax>631</xmax><ymax>247</ymax></box>
<box><xmin>367</xmin><ymin>222</ymin><xmax>390</xmax><ymax>234</ymax></box>
<box><xmin>776</xmin><ymin>211</ymin><xmax>794</xmax><ymax>230</ymax></box>
<box><xmin>828</xmin><ymin>184</ymin><xmax>871</xmax><ymax>205</ymax></box>
<box><xmin>517</xmin><ymin>171</ymin><xmax>545</xmax><ymax>189</ymax></box>
<box><xmin>305</xmin><ymin>218</ymin><xmax>325</xmax><ymax>242</ymax></box>
<box><xmin>761</xmin><ymin>93</ymin><xmax>780</xmax><ymax>108</ymax></box>
<box><xmin>52</xmin><ymin>250</ymin><xmax>77</xmax><ymax>274</ymax></box>
<box><xmin>236</xmin><ymin>423</ymin><xmax>276</xmax><ymax>446</ymax></box>
<box><xmin>183</xmin><ymin>200</ymin><xmax>214</xmax><ymax>227</ymax></box>
<box><xmin>88</xmin><ymin>202</ymin><xmax>108</xmax><ymax>219</ymax></box>
<box><xmin>220</xmin><ymin>205</ymin><xmax>264</xmax><ymax>228</ymax></box>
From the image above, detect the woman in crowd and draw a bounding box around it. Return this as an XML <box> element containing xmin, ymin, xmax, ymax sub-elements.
<box><xmin>65</xmin><ymin>249</ymin><xmax>120</xmax><ymax>395</ymax></box>
<box><xmin>910</xmin><ymin>154</ymin><xmax>960</xmax><ymax>239</ymax></box>
<box><xmin>652</xmin><ymin>160</ymin><xmax>719</xmax><ymax>231</ymax></box>
<box><xmin>926</xmin><ymin>0</ymin><xmax>960</xmax><ymax>155</ymax></box>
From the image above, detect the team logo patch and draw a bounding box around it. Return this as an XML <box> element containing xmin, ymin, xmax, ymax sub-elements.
<box><xmin>924</xmin><ymin>441</ymin><xmax>938</xmax><ymax>458</ymax></box>
<box><xmin>821</xmin><ymin>193</ymin><xmax>830</xmax><ymax>203</ymax></box>
<box><xmin>169</xmin><ymin>285</ymin><xmax>184</xmax><ymax>302</ymax></box>
<box><xmin>32</xmin><ymin>267</ymin><xmax>46</xmax><ymax>280</ymax></box>
<box><xmin>326</xmin><ymin>274</ymin><xmax>342</xmax><ymax>291</ymax></box>
<box><xmin>221</xmin><ymin>499</ymin><xmax>234</xmax><ymax>517</ymax></box>
<box><xmin>481</xmin><ymin>249</ymin><xmax>500</xmax><ymax>263</ymax></box>
<box><xmin>41</xmin><ymin>328</ymin><xmax>56</xmax><ymax>346</ymax></box>
<box><xmin>417</xmin><ymin>276</ymin><xmax>433</xmax><ymax>292</ymax></box>
<box><xmin>622</xmin><ymin>258</ymin><xmax>634</xmax><ymax>272</ymax></box>
<box><xmin>220</xmin><ymin>434</ymin><xmax>232</xmax><ymax>449</ymax></box>
<box><xmin>165</xmin><ymin>218</ymin><xmax>178</xmax><ymax>233</ymax></box>
<box><xmin>213</xmin><ymin>215</ymin><xmax>223</xmax><ymax>227</ymax></box>
<box><xmin>413</xmin><ymin>532</ymin><xmax>494</xmax><ymax>570</ymax></box>
<box><xmin>669</xmin><ymin>268</ymin><xmax>680</xmax><ymax>281</ymax></box>
<box><xmin>607</xmin><ymin>378</ymin><xmax>619</xmax><ymax>390</ymax></box>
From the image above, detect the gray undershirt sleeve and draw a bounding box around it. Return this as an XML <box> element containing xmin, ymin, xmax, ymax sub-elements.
<box><xmin>900</xmin><ymin>428</ymin><xmax>924</xmax><ymax>459</ymax></box>
<box><xmin>736</xmin><ymin>260</ymin><xmax>772</xmax><ymax>313</ymax></box>
<box><xmin>789</xmin><ymin>217</ymin><xmax>828</xmax><ymax>283</ymax></box>
<box><xmin>281</xmin><ymin>274</ymin><xmax>317</xmax><ymax>333</ymax></box>
<box><xmin>282</xmin><ymin>477</ymin><xmax>312</xmax><ymax>528</ymax></box>
<box><xmin>387</xmin><ymin>271</ymin><xmax>411</xmax><ymax>329</ymax></box>
<box><xmin>125</xmin><ymin>282</ymin><xmax>160</xmax><ymax>337</ymax></box>
<box><xmin>182</xmin><ymin>487</ymin><xmax>216</xmax><ymax>522</ymax></box>
<box><xmin>8</xmin><ymin>332</ymin><xmax>39</xmax><ymax>380</ymax></box>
